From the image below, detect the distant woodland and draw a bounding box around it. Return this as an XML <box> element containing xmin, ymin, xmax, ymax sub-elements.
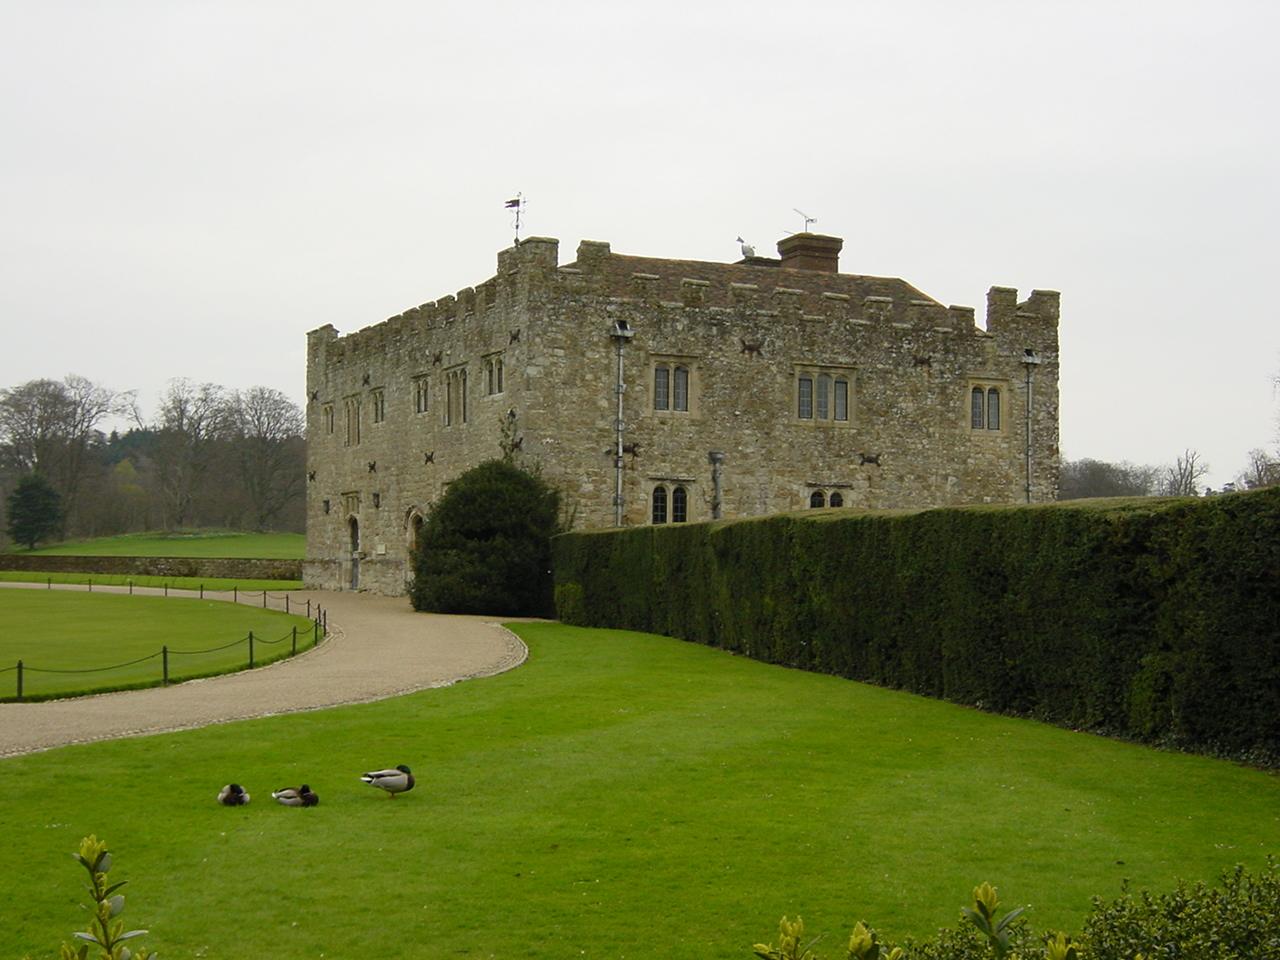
<box><xmin>0</xmin><ymin>376</ymin><xmax>305</xmax><ymax>549</ymax></box>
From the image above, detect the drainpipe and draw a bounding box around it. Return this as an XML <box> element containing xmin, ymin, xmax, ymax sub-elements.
<box><xmin>709</xmin><ymin>451</ymin><xmax>725</xmax><ymax>519</ymax></box>
<box><xmin>1021</xmin><ymin>350</ymin><xmax>1043</xmax><ymax>502</ymax></box>
<box><xmin>610</xmin><ymin>320</ymin><xmax>635</xmax><ymax>526</ymax></box>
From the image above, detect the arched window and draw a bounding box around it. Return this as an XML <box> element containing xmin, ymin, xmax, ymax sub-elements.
<box><xmin>671</xmin><ymin>485</ymin><xmax>688</xmax><ymax>523</ymax></box>
<box><xmin>971</xmin><ymin>387</ymin><xmax>985</xmax><ymax>430</ymax></box>
<box><xmin>654</xmin><ymin>366</ymin><xmax>670</xmax><ymax>411</ymax></box>
<box><xmin>652</xmin><ymin>485</ymin><xmax>668</xmax><ymax>524</ymax></box>
<box><xmin>986</xmin><ymin>387</ymin><xmax>1001</xmax><ymax>430</ymax></box>
<box><xmin>829</xmin><ymin>492</ymin><xmax>844</xmax><ymax>507</ymax></box>
<box><xmin>798</xmin><ymin>375</ymin><xmax>814</xmax><ymax>419</ymax></box>
<box><xmin>672</xmin><ymin>366</ymin><xmax>689</xmax><ymax>412</ymax></box>
<box><xmin>809</xmin><ymin>490</ymin><xmax>825</xmax><ymax>508</ymax></box>
<box><xmin>409</xmin><ymin>514</ymin><xmax>424</xmax><ymax>553</ymax></box>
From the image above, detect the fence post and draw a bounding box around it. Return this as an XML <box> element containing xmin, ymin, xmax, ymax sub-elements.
<box><xmin>47</xmin><ymin>577</ymin><xmax>51</xmax><ymax>589</ymax></box>
<box><xmin>306</xmin><ymin>598</ymin><xmax>311</xmax><ymax>618</ymax></box>
<box><xmin>128</xmin><ymin>579</ymin><xmax>133</xmax><ymax>595</ymax></box>
<box><xmin>88</xmin><ymin>579</ymin><xmax>92</xmax><ymax>592</ymax></box>
<box><xmin>163</xmin><ymin>645</ymin><xmax>169</xmax><ymax>684</ymax></box>
<box><xmin>16</xmin><ymin>660</ymin><xmax>22</xmax><ymax>701</ymax></box>
<box><xmin>234</xmin><ymin>586</ymin><xmax>238</xmax><ymax>603</ymax></box>
<box><xmin>262</xmin><ymin>590</ymin><xmax>268</xmax><ymax>609</ymax></box>
<box><xmin>200</xmin><ymin>584</ymin><xmax>204</xmax><ymax>599</ymax></box>
<box><xmin>285</xmin><ymin>594</ymin><xmax>290</xmax><ymax>615</ymax></box>
<box><xmin>292</xmin><ymin>626</ymin><xmax>297</xmax><ymax>656</ymax></box>
<box><xmin>248</xmin><ymin>631</ymin><xmax>255</xmax><ymax>669</ymax></box>
<box><xmin>164</xmin><ymin>583</ymin><xmax>169</xmax><ymax>597</ymax></box>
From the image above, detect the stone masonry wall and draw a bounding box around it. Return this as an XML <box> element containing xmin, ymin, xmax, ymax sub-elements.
<box><xmin>0</xmin><ymin>555</ymin><xmax>302</xmax><ymax>580</ymax></box>
<box><xmin>305</xmin><ymin>234</ymin><xmax>1059</xmax><ymax>596</ymax></box>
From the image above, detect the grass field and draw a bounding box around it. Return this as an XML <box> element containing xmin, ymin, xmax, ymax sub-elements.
<box><xmin>2</xmin><ymin>622</ymin><xmax>1278</xmax><ymax>959</ymax></box>
<box><xmin>12</xmin><ymin>530</ymin><xmax>306</xmax><ymax>558</ymax></box>
<box><xmin>0</xmin><ymin>590</ymin><xmax>319</xmax><ymax>699</ymax></box>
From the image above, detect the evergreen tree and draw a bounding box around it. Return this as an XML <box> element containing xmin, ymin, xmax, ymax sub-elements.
<box><xmin>410</xmin><ymin>458</ymin><xmax>566</xmax><ymax>617</ymax></box>
<box><xmin>5</xmin><ymin>473</ymin><xmax>64</xmax><ymax>549</ymax></box>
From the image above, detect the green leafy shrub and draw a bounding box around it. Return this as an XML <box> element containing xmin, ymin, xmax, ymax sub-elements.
<box><xmin>750</xmin><ymin>865</ymin><xmax>1280</xmax><ymax>960</ymax></box>
<box><xmin>6</xmin><ymin>473</ymin><xmax>64</xmax><ymax>550</ymax></box>
<box><xmin>59</xmin><ymin>835</ymin><xmax>155</xmax><ymax>960</ymax></box>
<box><xmin>410</xmin><ymin>458</ymin><xmax>566</xmax><ymax>617</ymax></box>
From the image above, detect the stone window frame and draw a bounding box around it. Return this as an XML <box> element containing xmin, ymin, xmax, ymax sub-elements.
<box><xmin>650</xmin><ymin>480</ymin><xmax>694</xmax><ymax>524</ymax></box>
<box><xmin>343</xmin><ymin>396</ymin><xmax>361</xmax><ymax>446</ymax></box>
<box><xmin>323</xmin><ymin>403</ymin><xmax>335</xmax><ymax>435</ymax></box>
<box><xmin>412</xmin><ymin>375</ymin><xmax>429</xmax><ymax>415</ymax></box>
<box><xmin>444</xmin><ymin>366</ymin><xmax>468</xmax><ymax>427</ymax></box>
<box><xmin>484</xmin><ymin>353</ymin><xmax>505</xmax><ymax>396</ymax></box>
<box><xmin>648</xmin><ymin>354</ymin><xmax>700</xmax><ymax>418</ymax></box>
<box><xmin>968</xmin><ymin>379</ymin><xmax>1008</xmax><ymax>434</ymax></box>
<box><xmin>793</xmin><ymin>364</ymin><xmax>854</xmax><ymax>425</ymax></box>
<box><xmin>371</xmin><ymin>388</ymin><xmax>386</xmax><ymax>424</ymax></box>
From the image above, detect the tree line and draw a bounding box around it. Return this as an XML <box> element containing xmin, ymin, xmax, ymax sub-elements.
<box><xmin>1060</xmin><ymin>446</ymin><xmax>1279</xmax><ymax>500</ymax></box>
<box><xmin>1</xmin><ymin>375</ymin><xmax>305</xmax><ymax>549</ymax></box>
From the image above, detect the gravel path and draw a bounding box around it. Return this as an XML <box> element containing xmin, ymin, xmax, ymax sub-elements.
<box><xmin>0</xmin><ymin>583</ymin><xmax>529</xmax><ymax>758</ymax></box>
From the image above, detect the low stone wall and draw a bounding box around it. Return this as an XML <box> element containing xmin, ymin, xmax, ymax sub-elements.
<box><xmin>0</xmin><ymin>555</ymin><xmax>302</xmax><ymax>581</ymax></box>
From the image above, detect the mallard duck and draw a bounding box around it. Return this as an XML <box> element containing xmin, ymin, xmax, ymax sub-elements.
<box><xmin>360</xmin><ymin>764</ymin><xmax>415</xmax><ymax>798</ymax></box>
<box><xmin>217</xmin><ymin>783</ymin><xmax>250</xmax><ymax>806</ymax></box>
<box><xmin>271</xmin><ymin>784</ymin><xmax>319</xmax><ymax>807</ymax></box>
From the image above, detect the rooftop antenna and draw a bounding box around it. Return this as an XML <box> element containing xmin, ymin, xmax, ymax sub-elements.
<box><xmin>793</xmin><ymin>208</ymin><xmax>817</xmax><ymax>233</ymax></box>
<box><xmin>505</xmin><ymin>193</ymin><xmax>526</xmax><ymax>243</ymax></box>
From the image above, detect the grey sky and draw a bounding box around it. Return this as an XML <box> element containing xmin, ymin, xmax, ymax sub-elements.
<box><xmin>2</xmin><ymin>1</ymin><xmax>1277</xmax><ymax>488</ymax></box>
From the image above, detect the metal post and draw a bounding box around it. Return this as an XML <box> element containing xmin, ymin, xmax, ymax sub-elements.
<box><xmin>306</xmin><ymin>599</ymin><xmax>312</xmax><ymax>618</ymax></box>
<box><xmin>128</xmin><ymin>580</ymin><xmax>133</xmax><ymax>595</ymax></box>
<box><xmin>233</xmin><ymin>586</ymin><xmax>238</xmax><ymax>603</ymax></box>
<box><xmin>200</xmin><ymin>584</ymin><xmax>204</xmax><ymax>599</ymax></box>
<box><xmin>248</xmin><ymin>632</ymin><xmax>255</xmax><ymax>669</ymax></box>
<box><xmin>16</xmin><ymin>660</ymin><xmax>22</xmax><ymax>700</ymax></box>
<box><xmin>709</xmin><ymin>451</ymin><xmax>725</xmax><ymax>519</ymax></box>
<box><xmin>163</xmin><ymin>645</ymin><xmax>169</xmax><ymax>684</ymax></box>
<box><xmin>164</xmin><ymin>583</ymin><xmax>168</xmax><ymax>597</ymax></box>
<box><xmin>285</xmin><ymin>594</ymin><xmax>290</xmax><ymax>615</ymax></box>
<box><xmin>262</xmin><ymin>590</ymin><xmax>268</xmax><ymax>608</ymax></box>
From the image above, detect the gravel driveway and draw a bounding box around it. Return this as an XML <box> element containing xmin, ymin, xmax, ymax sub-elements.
<box><xmin>0</xmin><ymin>584</ymin><xmax>529</xmax><ymax>758</ymax></box>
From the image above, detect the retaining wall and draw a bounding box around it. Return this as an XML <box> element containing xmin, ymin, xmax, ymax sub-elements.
<box><xmin>0</xmin><ymin>555</ymin><xmax>302</xmax><ymax>581</ymax></box>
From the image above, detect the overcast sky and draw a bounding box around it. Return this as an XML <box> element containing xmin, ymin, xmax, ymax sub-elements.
<box><xmin>2</xmin><ymin>1</ymin><xmax>1277</xmax><ymax>488</ymax></box>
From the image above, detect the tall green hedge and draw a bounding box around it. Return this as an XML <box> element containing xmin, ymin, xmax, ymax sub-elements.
<box><xmin>553</xmin><ymin>488</ymin><xmax>1280</xmax><ymax>763</ymax></box>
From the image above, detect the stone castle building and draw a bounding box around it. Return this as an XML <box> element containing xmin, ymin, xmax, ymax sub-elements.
<box><xmin>304</xmin><ymin>232</ymin><xmax>1060</xmax><ymax>595</ymax></box>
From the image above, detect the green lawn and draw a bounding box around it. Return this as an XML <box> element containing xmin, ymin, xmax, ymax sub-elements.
<box><xmin>0</xmin><ymin>591</ymin><xmax>319</xmax><ymax>699</ymax></box>
<box><xmin>12</xmin><ymin>530</ymin><xmax>306</xmax><ymax>558</ymax></box>
<box><xmin>0</xmin><ymin>571</ymin><xmax>302</xmax><ymax>591</ymax></box>
<box><xmin>2</xmin><ymin>622</ymin><xmax>1278</xmax><ymax>959</ymax></box>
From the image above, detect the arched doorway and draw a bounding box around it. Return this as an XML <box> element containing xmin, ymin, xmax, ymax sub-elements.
<box><xmin>348</xmin><ymin>516</ymin><xmax>360</xmax><ymax>590</ymax></box>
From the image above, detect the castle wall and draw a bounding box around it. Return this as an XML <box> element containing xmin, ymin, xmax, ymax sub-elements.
<box><xmin>305</xmin><ymin>235</ymin><xmax>1059</xmax><ymax>596</ymax></box>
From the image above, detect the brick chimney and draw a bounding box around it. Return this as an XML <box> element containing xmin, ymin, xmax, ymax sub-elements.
<box><xmin>777</xmin><ymin>233</ymin><xmax>843</xmax><ymax>273</ymax></box>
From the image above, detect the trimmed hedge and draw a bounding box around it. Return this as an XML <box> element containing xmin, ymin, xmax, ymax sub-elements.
<box><xmin>553</xmin><ymin>488</ymin><xmax>1280</xmax><ymax>763</ymax></box>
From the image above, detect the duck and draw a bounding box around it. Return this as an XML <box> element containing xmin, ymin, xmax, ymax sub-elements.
<box><xmin>217</xmin><ymin>783</ymin><xmax>250</xmax><ymax>806</ymax></box>
<box><xmin>360</xmin><ymin>764</ymin><xmax>415</xmax><ymax>798</ymax></box>
<box><xmin>271</xmin><ymin>784</ymin><xmax>319</xmax><ymax>807</ymax></box>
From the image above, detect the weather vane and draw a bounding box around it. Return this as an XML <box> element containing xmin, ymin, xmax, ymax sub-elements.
<box><xmin>505</xmin><ymin>193</ymin><xmax>526</xmax><ymax>242</ymax></box>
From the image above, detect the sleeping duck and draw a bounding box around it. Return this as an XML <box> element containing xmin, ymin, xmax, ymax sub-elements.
<box><xmin>217</xmin><ymin>783</ymin><xmax>250</xmax><ymax>806</ymax></box>
<box><xmin>360</xmin><ymin>765</ymin><xmax>415</xmax><ymax>798</ymax></box>
<box><xmin>271</xmin><ymin>784</ymin><xmax>319</xmax><ymax>807</ymax></box>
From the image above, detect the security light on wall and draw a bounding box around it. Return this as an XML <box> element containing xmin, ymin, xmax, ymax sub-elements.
<box><xmin>611</xmin><ymin>320</ymin><xmax>634</xmax><ymax>340</ymax></box>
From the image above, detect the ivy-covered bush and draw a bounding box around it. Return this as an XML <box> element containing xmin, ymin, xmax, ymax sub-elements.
<box><xmin>553</xmin><ymin>488</ymin><xmax>1280</xmax><ymax>762</ymax></box>
<box><xmin>411</xmin><ymin>458</ymin><xmax>566</xmax><ymax>618</ymax></box>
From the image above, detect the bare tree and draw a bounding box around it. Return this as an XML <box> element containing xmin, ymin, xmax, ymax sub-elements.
<box><xmin>231</xmin><ymin>386</ymin><xmax>305</xmax><ymax>531</ymax></box>
<box><xmin>1059</xmin><ymin>458</ymin><xmax>1160</xmax><ymax>499</ymax></box>
<box><xmin>148</xmin><ymin>379</ymin><xmax>237</xmax><ymax>527</ymax></box>
<box><xmin>1235</xmin><ymin>448</ymin><xmax>1280</xmax><ymax>490</ymax></box>
<box><xmin>0</xmin><ymin>375</ymin><xmax>130</xmax><ymax>522</ymax></box>
<box><xmin>1160</xmin><ymin>448</ymin><xmax>1209</xmax><ymax>496</ymax></box>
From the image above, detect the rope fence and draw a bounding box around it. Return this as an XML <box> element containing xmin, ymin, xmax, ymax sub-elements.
<box><xmin>0</xmin><ymin>586</ymin><xmax>329</xmax><ymax>701</ymax></box>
